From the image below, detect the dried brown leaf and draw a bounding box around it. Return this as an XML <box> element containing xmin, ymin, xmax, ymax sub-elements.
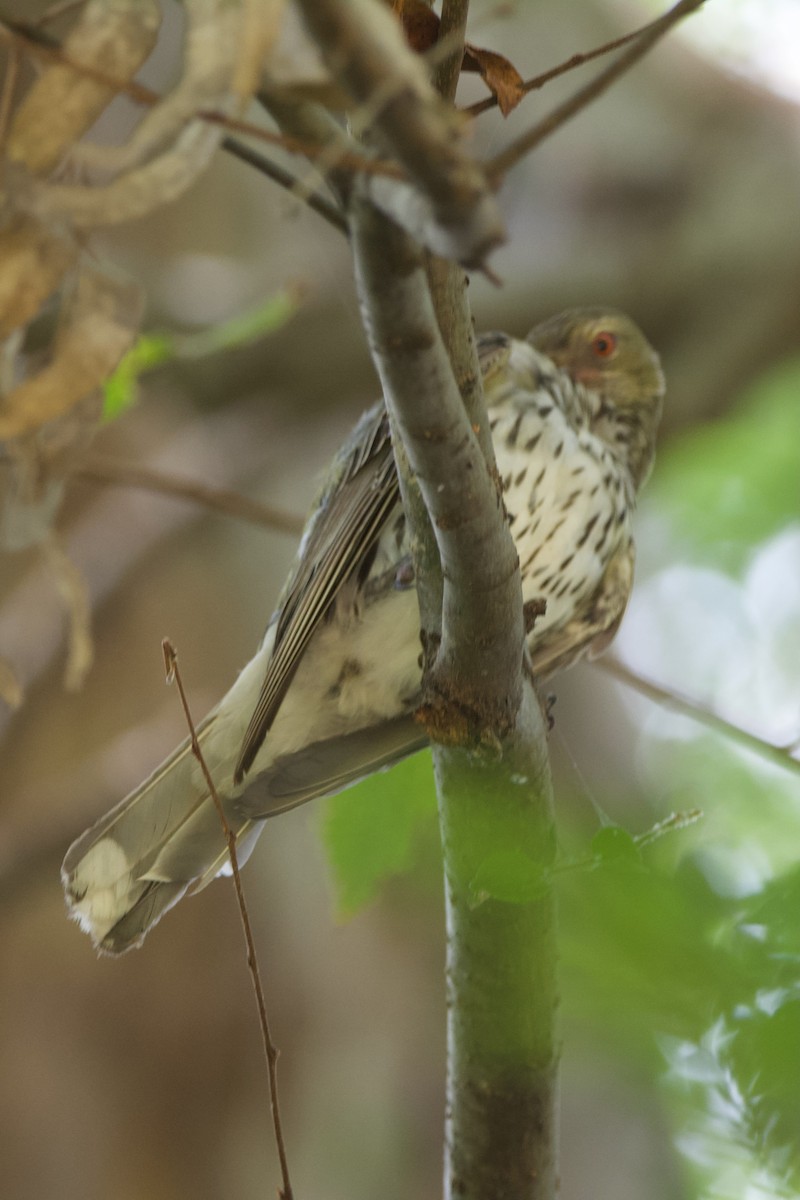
<box><xmin>392</xmin><ymin>0</ymin><xmax>524</xmax><ymax>115</ymax></box>
<box><xmin>0</xmin><ymin>214</ymin><xmax>76</xmax><ymax>338</ymax></box>
<box><xmin>392</xmin><ymin>0</ymin><xmax>440</xmax><ymax>54</ymax></box>
<box><xmin>464</xmin><ymin>44</ymin><xmax>525</xmax><ymax>116</ymax></box>
<box><xmin>0</xmin><ymin>266</ymin><xmax>143</xmax><ymax>440</ymax></box>
<box><xmin>7</xmin><ymin>0</ymin><xmax>161</xmax><ymax>175</ymax></box>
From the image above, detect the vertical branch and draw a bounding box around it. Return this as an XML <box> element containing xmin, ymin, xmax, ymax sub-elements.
<box><xmin>437</xmin><ymin>694</ymin><xmax>558</xmax><ymax>1200</ymax></box>
<box><xmin>434</xmin><ymin>0</ymin><xmax>470</xmax><ymax>102</ymax></box>
<box><xmin>350</xmin><ymin>196</ymin><xmax>558</xmax><ymax>1200</ymax></box>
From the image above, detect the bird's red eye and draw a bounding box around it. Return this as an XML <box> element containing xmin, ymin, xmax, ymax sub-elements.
<box><xmin>591</xmin><ymin>331</ymin><xmax>617</xmax><ymax>359</ymax></box>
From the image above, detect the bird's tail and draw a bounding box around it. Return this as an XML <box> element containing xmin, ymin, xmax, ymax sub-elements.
<box><xmin>61</xmin><ymin>712</ymin><xmax>255</xmax><ymax>955</ymax></box>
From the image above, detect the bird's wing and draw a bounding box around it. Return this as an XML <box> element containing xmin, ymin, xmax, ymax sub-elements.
<box><xmin>234</xmin><ymin>402</ymin><xmax>400</xmax><ymax>783</ymax></box>
<box><xmin>528</xmin><ymin>541</ymin><xmax>634</xmax><ymax>678</ymax></box>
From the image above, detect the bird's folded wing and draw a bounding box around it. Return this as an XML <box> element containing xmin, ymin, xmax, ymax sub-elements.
<box><xmin>234</xmin><ymin>403</ymin><xmax>400</xmax><ymax>783</ymax></box>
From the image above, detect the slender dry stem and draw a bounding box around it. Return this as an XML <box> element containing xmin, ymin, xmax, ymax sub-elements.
<box><xmin>464</xmin><ymin>9</ymin><xmax>672</xmax><ymax>118</ymax></box>
<box><xmin>598</xmin><ymin>657</ymin><xmax>800</xmax><ymax>779</ymax></box>
<box><xmin>76</xmin><ymin>459</ymin><xmax>305</xmax><ymax>536</ymax></box>
<box><xmin>486</xmin><ymin>0</ymin><xmax>707</xmax><ymax>181</ymax></box>
<box><xmin>162</xmin><ymin>640</ymin><xmax>294</xmax><ymax>1200</ymax></box>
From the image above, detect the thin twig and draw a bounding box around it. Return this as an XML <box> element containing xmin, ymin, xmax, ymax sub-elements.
<box><xmin>435</xmin><ymin>0</ymin><xmax>470</xmax><ymax>102</ymax></box>
<box><xmin>75</xmin><ymin>459</ymin><xmax>305</xmax><ymax>536</ymax></box>
<box><xmin>162</xmin><ymin>640</ymin><xmax>294</xmax><ymax>1200</ymax></box>
<box><xmin>463</xmin><ymin>10</ymin><xmax>667</xmax><ymax>118</ymax></box>
<box><xmin>221</xmin><ymin>135</ymin><xmax>348</xmax><ymax>235</ymax></box>
<box><xmin>598</xmin><ymin>656</ymin><xmax>800</xmax><ymax>779</ymax></box>
<box><xmin>0</xmin><ymin>19</ymin><xmax>402</xmax><ymax>180</ymax></box>
<box><xmin>486</xmin><ymin>0</ymin><xmax>706</xmax><ymax>181</ymax></box>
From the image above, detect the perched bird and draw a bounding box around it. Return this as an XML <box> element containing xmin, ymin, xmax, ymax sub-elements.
<box><xmin>63</xmin><ymin>308</ymin><xmax>664</xmax><ymax>953</ymax></box>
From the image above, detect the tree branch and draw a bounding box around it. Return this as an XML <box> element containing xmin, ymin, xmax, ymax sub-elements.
<box><xmin>463</xmin><ymin>7</ymin><xmax>674</xmax><ymax>119</ymax></box>
<box><xmin>221</xmin><ymin>135</ymin><xmax>348</xmax><ymax>235</ymax></box>
<box><xmin>74</xmin><ymin>458</ymin><xmax>305</xmax><ymax>536</ymax></box>
<box><xmin>295</xmin><ymin>0</ymin><xmax>504</xmax><ymax>266</ymax></box>
<box><xmin>598</xmin><ymin>657</ymin><xmax>800</xmax><ymax>779</ymax></box>
<box><xmin>486</xmin><ymin>0</ymin><xmax>707</xmax><ymax>182</ymax></box>
<box><xmin>434</xmin><ymin>0</ymin><xmax>470</xmax><ymax>103</ymax></box>
<box><xmin>350</xmin><ymin>196</ymin><xmax>558</xmax><ymax>1200</ymax></box>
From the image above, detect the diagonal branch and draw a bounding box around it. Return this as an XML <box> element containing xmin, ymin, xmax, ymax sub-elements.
<box><xmin>463</xmin><ymin>6</ymin><xmax>676</xmax><ymax>119</ymax></box>
<box><xmin>221</xmin><ymin>135</ymin><xmax>348</xmax><ymax>235</ymax></box>
<box><xmin>75</xmin><ymin>459</ymin><xmax>305</xmax><ymax>536</ymax></box>
<box><xmin>486</xmin><ymin>0</ymin><xmax>707</xmax><ymax>181</ymax></box>
<box><xmin>598</xmin><ymin>657</ymin><xmax>800</xmax><ymax>779</ymax></box>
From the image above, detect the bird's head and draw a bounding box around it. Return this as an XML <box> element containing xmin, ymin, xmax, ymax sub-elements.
<box><xmin>527</xmin><ymin>308</ymin><xmax>665</xmax><ymax>488</ymax></box>
<box><xmin>527</xmin><ymin>308</ymin><xmax>664</xmax><ymax>411</ymax></box>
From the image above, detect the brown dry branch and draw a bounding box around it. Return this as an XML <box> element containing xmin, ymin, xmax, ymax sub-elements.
<box><xmin>76</xmin><ymin>458</ymin><xmax>305</xmax><ymax>537</ymax></box>
<box><xmin>598</xmin><ymin>657</ymin><xmax>800</xmax><ymax>780</ymax></box>
<box><xmin>463</xmin><ymin>7</ymin><xmax>673</xmax><ymax>118</ymax></box>
<box><xmin>487</xmin><ymin>0</ymin><xmax>707</xmax><ymax>181</ymax></box>
<box><xmin>70</xmin><ymin>0</ymin><xmax>265</xmax><ymax>176</ymax></box>
<box><xmin>162</xmin><ymin>640</ymin><xmax>294</xmax><ymax>1200</ymax></box>
<box><xmin>433</xmin><ymin>0</ymin><xmax>471</xmax><ymax>102</ymax></box>
<box><xmin>221</xmin><ymin>135</ymin><xmax>348</xmax><ymax>234</ymax></box>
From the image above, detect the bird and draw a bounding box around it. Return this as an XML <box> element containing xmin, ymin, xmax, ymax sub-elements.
<box><xmin>62</xmin><ymin>308</ymin><xmax>664</xmax><ymax>954</ymax></box>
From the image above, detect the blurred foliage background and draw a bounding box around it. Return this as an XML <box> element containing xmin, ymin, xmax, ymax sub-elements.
<box><xmin>1</xmin><ymin>1</ymin><xmax>799</xmax><ymax>1198</ymax></box>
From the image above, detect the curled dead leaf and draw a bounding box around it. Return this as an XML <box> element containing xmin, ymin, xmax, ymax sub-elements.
<box><xmin>463</xmin><ymin>45</ymin><xmax>525</xmax><ymax>116</ymax></box>
<box><xmin>0</xmin><ymin>265</ymin><xmax>144</xmax><ymax>442</ymax></box>
<box><xmin>392</xmin><ymin>0</ymin><xmax>525</xmax><ymax>115</ymax></box>
<box><xmin>0</xmin><ymin>214</ymin><xmax>76</xmax><ymax>339</ymax></box>
<box><xmin>7</xmin><ymin>0</ymin><xmax>161</xmax><ymax>176</ymax></box>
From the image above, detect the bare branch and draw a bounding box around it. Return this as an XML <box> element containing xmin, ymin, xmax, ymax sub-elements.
<box><xmin>222</xmin><ymin>135</ymin><xmax>348</xmax><ymax>234</ymax></box>
<box><xmin>434</xmin><ymin>0</ymin><xmax>470</xmax><ymax>103</ymax></box>
<box><xmin>486</xmin><ymin>0</ymin><xmax>707</xmax><ymax>182</ymax></box>
<box><xmin>351</xmin><ymin>198</ymin><xmax>522</xmax><ymax>726</ymax></box>
<box><xmin>463</xmin><ymin>9</ymin><xmax>669</xmax><ymax>119</ymax></box>
<box><xmin>598</xmin><ymin>657</ymin><xmax>800</xmax><ymax>779</ymax></box>
<box><xmin>162</xmin><ymin>641</ymin><xmax>294</xmax><ymax>1200</ymax></box>
<box><xmin>350</xmin><ymin>193</ymin><xmax>557</xmax><ymax>1200</ymax></box>
<box><xmin>71</xmin><ymin>0</ymin><xmax>264</xmax><ymax>175</ymax></box>
<box><xmin>75</xmin><ymin>458</ymin><xmax>305</xmax><ymax>537</ymax></box>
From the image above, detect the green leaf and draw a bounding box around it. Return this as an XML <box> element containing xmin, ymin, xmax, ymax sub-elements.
<box><xmin>101</xmin><ymin>286</ymin><xmax>303</xmax><ymax>422</ymax></box>
<box><xmin>321</xmin><ymin>751</ymin><xmax>437</xmax><ymax>916</ymax></box>
<box><xmin>591</xmin><ymin>824</ymin><xmax>641</xmax><ymax>864</ymax></box>
<box><xmin>172</xmin><ymin>288</ymin><xmax>303</xmax><ymax>359</ymax></box>
<box><xmin>469</xmin><ymin>848</ymin><xmax>549</xmax><ymax>906</ymax></box>
<box><xmin>102</xmin><ymin>332</ymin><xmax>173</xmax><ymax>421</ymax></box>
<box><xmin>652</xmin><ymin>356</ymin><xmax>800</xmax><ymax>573</ymax></box>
